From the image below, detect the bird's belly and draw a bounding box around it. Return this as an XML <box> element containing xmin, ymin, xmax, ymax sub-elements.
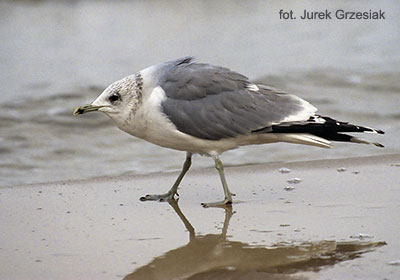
<box><xmin>122</xmin><ymin>119</ymin><xmax>282</xmax><ymax>155</ymax></box>
<box><xmin>137</xmin><ymin>124</ymin><xmax>241</xmax><ymax>155</ymax></box>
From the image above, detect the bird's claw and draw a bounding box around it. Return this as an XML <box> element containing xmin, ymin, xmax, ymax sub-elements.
<box><xmin>139</xmin><ymin>192</ymin><xmax>178</xmax><ymax>202</ymax></box>
<box><xmin>201</xmin><ymin>198</ymin><xmax>232</xmax><ymax>208</ymax></box>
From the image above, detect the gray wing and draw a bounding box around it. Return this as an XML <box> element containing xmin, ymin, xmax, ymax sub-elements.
<box><xmin>159</xmin><ymin>58</ymin><xmax>316</xmax><ymax>140</ymax></box>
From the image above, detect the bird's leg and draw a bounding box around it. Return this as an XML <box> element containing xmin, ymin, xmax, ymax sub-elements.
<box><xmin>201</xmin><ymin>155</ymin><xmax>233</xmax><ymax>208</ymax></box>
<box><xmin>140</xmin><ymin>152</ymin><xmax>192</xmax><ymax>202</ymax></box>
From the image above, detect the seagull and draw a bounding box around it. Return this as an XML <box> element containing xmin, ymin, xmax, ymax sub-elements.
<box><xmin>73</xmin><ymin>57</ymin><xmax>384</xmax><ymax>207</ymax></box>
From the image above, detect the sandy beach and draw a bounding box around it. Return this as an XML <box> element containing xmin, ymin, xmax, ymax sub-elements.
<box><xmin>1</xmin><ymin>154</ymin><xmax>399</xmax><ymax>279</ymax></box>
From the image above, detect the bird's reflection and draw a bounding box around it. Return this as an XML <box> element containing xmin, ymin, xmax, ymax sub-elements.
<box><xmin>124</xmin><ymin>200</ymin><xmax>385</xmax><ymax>280</ymax></box>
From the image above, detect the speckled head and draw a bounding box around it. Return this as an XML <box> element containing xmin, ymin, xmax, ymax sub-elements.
<box><xmin>74</xmin><ymin>73</ymin><xmax>144</xmax><ymax>121</ymax></box>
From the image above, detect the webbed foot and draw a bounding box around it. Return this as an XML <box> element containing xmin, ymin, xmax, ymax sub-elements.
<box><xmin>140</xmin><ymin>192</ymin><xmax>178</xmax><ymax>202</ymax></box>
<box><xmin>201</xmin><ymin>198</ymin><xmax>232</xmax><ymax>208</ymax></box>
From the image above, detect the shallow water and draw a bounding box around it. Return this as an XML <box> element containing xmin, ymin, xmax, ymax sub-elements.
<box><xmin>1</xmin><ymin>0</ymin><xmax>399</xmax><ymax>186</ymax></box>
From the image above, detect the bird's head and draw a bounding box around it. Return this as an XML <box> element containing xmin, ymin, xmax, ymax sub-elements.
<box><xmin>73</xmin><ymin>74</ymin><xmax>143</xmax><ymax>123</ymax></box>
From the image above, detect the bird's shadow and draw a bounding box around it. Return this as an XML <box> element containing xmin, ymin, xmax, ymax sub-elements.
<box><xmin>124</xmin><ymin>200</ymin><xmax>385</xmax><ymax>280</ymax></box>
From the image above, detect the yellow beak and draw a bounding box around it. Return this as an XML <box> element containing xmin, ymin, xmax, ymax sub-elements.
<box><xmin>73</xmin><ymin>104</ymin><xmax>104</xmax><ymax>115</ymax></box>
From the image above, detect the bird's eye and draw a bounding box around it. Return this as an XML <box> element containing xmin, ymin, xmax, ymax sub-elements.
<box><xmin>109</xmin><ymin>93</ymin><xmax>120</xmax><ymax>103</ymax></box>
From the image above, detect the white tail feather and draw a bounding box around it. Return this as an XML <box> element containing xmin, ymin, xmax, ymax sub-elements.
<box><xmin>277</xmin><ymin>133</ymin><xmax>332</xmax><ymax>148</ymax></box>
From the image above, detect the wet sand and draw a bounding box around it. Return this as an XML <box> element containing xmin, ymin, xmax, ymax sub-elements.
<box><xmin>1</xmin><ymin>154</ymin><xmax>399</xmax><ymax>279</ymax></box>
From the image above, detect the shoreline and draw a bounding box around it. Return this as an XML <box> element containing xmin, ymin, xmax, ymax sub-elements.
<box><xmin>5</xmin><ymin>153</ymin><xmax>399</xmax><ymax>189</ymax></box>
